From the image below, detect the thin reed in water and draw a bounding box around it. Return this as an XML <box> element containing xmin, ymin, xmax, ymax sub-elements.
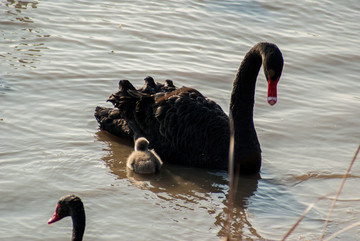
<box><xmin>281</xmin><ymin>144</ymin><xmax>360</xmax><ymax>241</ymax></box>
<box><xmin>319</xmin><ymin>143</ymin><xmax>360</xmax><ymax>240</ymax></box>
<box><xmin>223</xmin><ymin>114</ymin><xmax>240</xmax><ymax>241</ymax></box>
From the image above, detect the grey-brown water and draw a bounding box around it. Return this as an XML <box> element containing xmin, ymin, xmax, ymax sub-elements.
<box><xmin>1</xmin><ymin>0</ymin><xmax>359</xmax><ymax>240</ymax></box>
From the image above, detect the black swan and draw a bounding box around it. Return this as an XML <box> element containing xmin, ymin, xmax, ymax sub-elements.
<box><xmin>48</xmin><ymin>195</ymin><xmax>85</xmax><ymax>241</ymax></box>
<box><xmin>95</xmin><ymin>42</ymin><xmax>284</xmax><ymax>175</ymax></box>
<box><xmin>127</xmin><ymin>137</ymin><xmax>163</xmax><ymax>174</ymax></box>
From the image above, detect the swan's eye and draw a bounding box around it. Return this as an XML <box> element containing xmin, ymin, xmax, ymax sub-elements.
<box><xmin>267</xmin><ymin>69</ymin><xmax>276</xmax><ymax>81</ymax></box>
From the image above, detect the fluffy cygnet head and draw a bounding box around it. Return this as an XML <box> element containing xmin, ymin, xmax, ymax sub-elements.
<box><xmin>135</xmin><ymin>137</ymin><xmax>149</xmax><ymax>151</ymax></box>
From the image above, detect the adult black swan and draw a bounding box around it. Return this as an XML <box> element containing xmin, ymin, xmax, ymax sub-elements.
<box><xmin>95</xmin><ymin>42</ymin><xmax>284</xmax><ymax>175</ymax></box>
<box><xmin>48</xmin><ymin>195</ymin><xmax>86</xmax><ymax>241</ymax></box>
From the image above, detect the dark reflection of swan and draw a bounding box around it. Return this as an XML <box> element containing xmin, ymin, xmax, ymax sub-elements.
<box><xmin>96</xmin><ymin>130</ymin><xmax>262</xmax><ymax>239</ymax></box>
<box><xmin>215</xmin><ymin>176</ymin><xmax>263</xmax><ymax>240</ymax></box>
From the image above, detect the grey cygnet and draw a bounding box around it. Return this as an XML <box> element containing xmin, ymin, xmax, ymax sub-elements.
<box><xmin>126</xmin><ymin>137</ymin><xmax>163</xmax><ymax>174</ymax></box>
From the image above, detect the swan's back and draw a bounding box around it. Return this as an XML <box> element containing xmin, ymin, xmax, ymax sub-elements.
<box><xmin>117</xmin><ymin>86</ymin><xmax>231</xmax><ymax>169</ymax></box>
<box><xmin>98</xmin><ymin>77</ymin><xmax>230</xmax><ymax>169</ymax></box>
<box><xmin>94</xmin><ymin>78</ymin><xmax>176</xmax><ymax>141</ymax></box>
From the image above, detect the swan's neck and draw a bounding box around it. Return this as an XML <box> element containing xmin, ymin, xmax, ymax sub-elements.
<box><xmin>71</xmin><ymin>205</ymin><xmax>86</xmax><ymax>241</ymax></box>
<box><xmin>229</xmin><ymin>45</ymin><xmax>265</xmax><ymax>174</ymax></box>
<box><xmin>230</xmin><ymin>46</ymin><xmax>263</xmax><ymax>140</ymax></box>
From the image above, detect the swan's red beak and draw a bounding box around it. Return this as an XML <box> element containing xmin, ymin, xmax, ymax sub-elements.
<box><xmin>267</xmin><ymin>77</ymin><xmax>279</xmax><ymax>106</ymax></box>
<box><xmin>48</xmin><ymin>204</ymin><xmax>61</xmax><ymax>224</ymax></box>
<box><xmin>48</xmin><ymin>213</ymin><xmax>60</xmax><ymax>224</ymax></box>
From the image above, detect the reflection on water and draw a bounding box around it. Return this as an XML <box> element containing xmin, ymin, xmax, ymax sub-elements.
<box><xmin>1</xmin><ymin>0</ymin><xmax>359</xmax><ymax>239</ymax></box>
<box><xmin>1</xmin><ymin>0</ymin><xmax>48</xmax><ymax>69</ymax></box>
<box><xmin>5</xmin><ymin>0</ymin><xmax>38</xmax><ymax>10</ymax></box>
<box><xmin>0</xmin><ymin>77</ymin><xmax>11</xmax><ymax>95</ymax></box>
<box><xmin>216</xmin><ymin>176</ymin><xmax>263</xmax><ymax>239</ymax></box>
<box><xmin>96</xmin><ymin>130</ymin><xmax>262</xmax><ymax>239</ymax></box>
<box><xmin>282</xmin><ymin>170</ymin><xmax>360</xmax><ymax>188</ymax></box>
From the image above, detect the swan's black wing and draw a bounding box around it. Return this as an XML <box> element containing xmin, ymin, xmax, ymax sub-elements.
<box><xmin>95</xmin><ymin>77</ymin><xmax>230</xmax><ymax>169</ymax></box>
<box><xmin>94</xmin><ymin>106</ymin><xmax>134</xmax><ymax>141</ymax></box>
<box><xmin>95</xmin><ymin>78</ymin><xmax>177</xmax><ymax>141</ymax></box>
<box><xmin>133</xmin><ymin>87</ymin><xmax>230</xmax><ymax>169</ymax></box>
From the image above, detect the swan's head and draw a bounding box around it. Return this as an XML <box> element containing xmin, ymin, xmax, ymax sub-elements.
<box><xmin>135</xmin><ymin>137</ymin><xmax>149</xmax><ymax>151</ymax></box>
<box><xmin>48</xmin><ymin>195</ymin><xmax>83</xmax><ymax>224</ymax></box>
<box><xmin>263</xmin><ymin>44</ymin><xmax>284</xmax><ymax>106</ymax></box>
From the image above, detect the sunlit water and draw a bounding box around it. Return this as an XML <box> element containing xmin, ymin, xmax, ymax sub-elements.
<box><xmin>1</xmin><ymin>0</ymin><xmax>359</xmax><ymax>240</ymax></box>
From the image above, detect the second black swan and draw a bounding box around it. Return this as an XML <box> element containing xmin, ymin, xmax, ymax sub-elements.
<box><xmin>95</xmin><ymin>42</ymin><xmax>284</xmax><ymax>175</ymax></box>
<box><xmin>48</xmin><ymin>195</ymin><xmax>85</xmax><ymax>241</ymax></box>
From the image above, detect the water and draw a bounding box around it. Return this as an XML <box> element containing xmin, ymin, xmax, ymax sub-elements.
<box><xmin>1</xmin><ymin>0</ymin><xmax>359</xmax><ymax>240</ymax></box>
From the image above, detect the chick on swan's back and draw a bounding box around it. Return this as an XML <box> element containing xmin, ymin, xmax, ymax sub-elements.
<box><xmin>95</xmin><ymin>42</ymin><xmax>284</xmax><ymax>175</ymax></box>
<box><xmin>127</xmin><ymin>137</ymin><xmax>163</xmax><ymax>174</ymax></box>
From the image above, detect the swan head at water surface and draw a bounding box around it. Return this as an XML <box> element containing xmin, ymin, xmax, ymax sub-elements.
<box><xmin>95</xmin><ymin>42</ymin><xmax>284</xmax><ymax>175</ymax></box>
<box><xmin>48</xmin><ymin>194</ymin><xmax>86</xmax><ymax>241</ymax></box>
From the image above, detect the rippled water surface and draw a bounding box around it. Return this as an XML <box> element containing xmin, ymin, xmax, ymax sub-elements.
<box><xmin>1</xmin><ymin>0</ymin><xmax>359</xmax><ymax>240</ymax></box>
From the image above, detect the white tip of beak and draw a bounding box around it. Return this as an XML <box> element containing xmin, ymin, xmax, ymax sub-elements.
<box><xmin>268</xmin><ymin>96</ymin><xmax>277</xmax><ymax>106</ymax></box>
